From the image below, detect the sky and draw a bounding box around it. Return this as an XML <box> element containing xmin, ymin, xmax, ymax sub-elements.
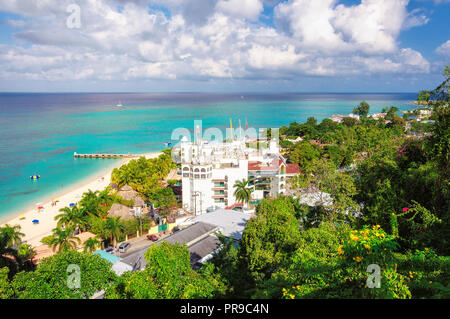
<box><xmin>0</xmin><ymin>0</ymin><xmax>449</xmax><ymax>93</ymax></box>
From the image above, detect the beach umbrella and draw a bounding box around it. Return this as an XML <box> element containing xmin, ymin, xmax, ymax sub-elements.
<box><xmin>69</xmin><ymin>203</ymin><xmax>75</xmax><ymax>207</ymax></box>
<box><xmin>37</xmin><ymin>206</ymin><xmax>44</xmax><ymax>210</ymax></box>
<box><xmin>32</xmin><ymin>219</ymin><xmax>39</xmax><ymax>224</ymax></box>
<box><xmin>19</xmin><ymin>215</ymin><xmax>25</xmax><ymax>220</ymax></box>
<box><xmin>36</xmin><ymin>202</ymin><xmax>43</xmax><ymax>206</ymax></box>
<box><xmin>53</xmin><ymin>198</ymin><xmax>60</xmax><ymax>202</ymax></box>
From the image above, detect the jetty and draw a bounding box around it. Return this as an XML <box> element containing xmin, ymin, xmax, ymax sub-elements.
<box><xmin>74</xmin><ymin>152</ymin><xmax>143</xmax><ymax>159</ymax></box>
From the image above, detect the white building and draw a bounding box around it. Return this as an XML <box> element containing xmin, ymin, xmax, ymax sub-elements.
<box><xmin>177</xmin><ymin>135</ymin><xmax>300</xmax><ymax>215</ymax></box>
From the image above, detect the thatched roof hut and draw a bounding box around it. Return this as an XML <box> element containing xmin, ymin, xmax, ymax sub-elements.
<box><xmin>108</xmin><ymin>203</ymin><xmax>134</xmax><ymax>220</ymax></box>
<box><xmin>118</xmin><ymin>185</ymin><xmax>146</xmax><ymax>207</ymax></box>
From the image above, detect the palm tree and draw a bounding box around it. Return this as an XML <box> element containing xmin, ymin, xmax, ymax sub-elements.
<box><xmin>0</xmin><ymin>224</ymin><xmax>24</xmax><ymax>248</ymax></box>
<box><xmin>17</xmin><ymin>243</ymin><xmax>36</xmax><ymax>271</ymax></box>
<box><xmin>83</xmin><ymin>236</ymin><xmax>101</xmax><ymax>253</ymax></box>
<box><xmin>55</xmin><ymin>205</ymin><xmax>88</xmax><ymax>234</ymax></box>
<box><xmin>233</xmin><ymin>178</ymin><xmax>253</xmax><ymax>208</ymax></box>
<box><xmin>103</xmin><ymin>217</ymin><xmax>125</xmax><ymax>247</ymax></box>
<box><xmin>79</xmin><ymin>189</ymin><xmax>100</xmax><ymax>215</ymax></box>
<box><xmin>46</xmin><ymin>228</ymin><xmax>81</xmax><ymax>253</ymax></box>
<box><xmin>0</xmin><ymin>230</ymin><xmax>19</xmax><ymax>270</ymax></box>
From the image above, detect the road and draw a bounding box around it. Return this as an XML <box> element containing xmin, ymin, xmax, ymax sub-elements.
<box><xmin>113</xmin><ymin>231</ymin><xmax>173</xmax><ymax>259</ymax></box>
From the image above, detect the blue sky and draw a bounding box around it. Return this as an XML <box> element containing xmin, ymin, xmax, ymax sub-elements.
<box><xmin>0</xmin><ymin>0</ymin><xmax>449</xmax><ymax>92</ymax></box>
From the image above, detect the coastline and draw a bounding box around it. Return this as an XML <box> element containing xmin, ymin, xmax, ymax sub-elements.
<box><xmin>0</xmin><ymin>151</ymin><xmax>162</xmax><ymax>247</ymax></box>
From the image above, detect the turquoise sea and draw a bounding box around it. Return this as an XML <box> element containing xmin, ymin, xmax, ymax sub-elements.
<box><xmin>0</xmin><ymin>93</ymin><xmax>417</xmax><ymax>220</ymax></box>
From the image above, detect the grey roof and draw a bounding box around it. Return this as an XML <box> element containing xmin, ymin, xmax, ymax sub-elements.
<box><xmin>111</xmin><ymin>261</ymin><xmax>133</xmax><ymax>276</ymax></box>
<box><xmin>165</xmin><ymin>222</ymin><xmax>218</xmax><ymax>246</ymax></box>
<box><xmin>121</xmin><ymin>222</ymin><xmax>219</xmax><ymax>271</ymax></box>
<box><xmin>121</xmin><ymin>250</ymin><xmax>147</xmax><ymax>271</ymax></box>
<box><xmin>189</xmin><ymin>235</ymin><xmax>221</xmax><ymax>264</ymax></box>
<box><xmin>191</xmin><ymin>208</ymin><xmax>252</xmax><ymax>240</ymax></box>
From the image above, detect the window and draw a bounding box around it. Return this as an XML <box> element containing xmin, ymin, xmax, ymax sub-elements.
<box><xmin>201</xmin><ymin>168</ymin><xmax>206</xmax><ymax>172</ymax></box>
<box><xmin>194</xmin><ymin>174</ymin><xmax>200</xmax><ymax>179</ymax></box>
<box><xmin>214</xmin><ymin>198</ymin><xmax>225</xmax><ymax>203</ymax></box>
<box><xmin>183</xmin><ymin>173</ymin><xmax>189</xmax><ymax>178</ymax></box>
<box><xmin>183</xmin><ymin>167</ymin><xmax>189</xmax><ymax>171</ymax></box>
<box><xmin>201</xmin><ymin>174</ymin><xmax>206</xmax><ymax>179</ymax></box>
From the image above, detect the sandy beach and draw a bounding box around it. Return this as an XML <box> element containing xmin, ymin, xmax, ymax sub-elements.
<box><xmin>0</xmin><ymin>152</ymin><xmax>161</xmax><ymax>247</ymax></box>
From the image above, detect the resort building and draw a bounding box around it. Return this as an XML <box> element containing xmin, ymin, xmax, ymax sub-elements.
<box><xmin>177</xmin><ymin>134</ymin><xmax>300</xmax><ymax>215</ymax></box>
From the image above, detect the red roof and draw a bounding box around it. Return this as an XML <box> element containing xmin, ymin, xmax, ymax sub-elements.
<box><xmin>248</xmin><ymin>158</ymin><xmax>282</xmax><ymax>171</ymax></box>
<box><xmin>286</xmin><ymin>163</ymin><xmax>300</xmax><ymax>174</ymax></box>
<box><xmin>225</xmin><ymin>203</ymin><xmax>243</xmax><ymax>210</ymax></box>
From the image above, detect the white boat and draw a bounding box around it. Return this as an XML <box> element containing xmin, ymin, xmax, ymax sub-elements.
<box><xmin>116</xmin><ymin>101</ymin><xmax>123</xmax><ymax>107</ymax></box>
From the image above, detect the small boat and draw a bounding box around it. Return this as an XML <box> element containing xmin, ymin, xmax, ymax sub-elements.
<box><xmin>30</xmin><ymin>175</ymin><xmax>40</xmax><ymax>180</ymax></box>
<box><xmin>116</xmin><ymin>101</ymin><xmax>123</xmax><ymax>107</ymax></box>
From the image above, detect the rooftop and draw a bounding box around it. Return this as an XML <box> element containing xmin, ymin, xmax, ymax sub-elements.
<box><xmin>121</xmin><ymin>221</ymin><xmax>219</xmax><ymax>270</ymax></box>
<box><xmin>189</xmin><ymin>235</ymin><xmax>221</xmax><ymax>264</ymax></box>
<box><xmin>93</xmin><ymin>249</ymin><xmax>122</xmax><ymax>264</ymax></box>
<box><xmin>190</xmin><ymin>208</ymin><xmax>252</xmax><ymax>240</ymax></box>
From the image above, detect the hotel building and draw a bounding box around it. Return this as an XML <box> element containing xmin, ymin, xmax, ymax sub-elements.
<box><xmin>176</xmin><ymin>135</ymin><xmax>300</xmax><ymax>215</ymax></box>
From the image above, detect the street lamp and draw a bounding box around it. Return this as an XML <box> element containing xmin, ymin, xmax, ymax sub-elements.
<box><xmin>192</xmin><ymin>191</ymin><xmax>202</xmax><ymax>216</ymax></box>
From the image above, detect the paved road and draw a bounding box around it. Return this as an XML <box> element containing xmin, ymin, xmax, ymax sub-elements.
<box><xmin>113</xmin><ymin>231</ymin><xmax>172</xmax><ymax>259</ymax></box>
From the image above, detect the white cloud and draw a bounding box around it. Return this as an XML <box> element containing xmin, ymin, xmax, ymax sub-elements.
<box><xmin>0</xmin><ymin>0</ymin><xmax>433</xmax><ymax>85</ymax></box>
<box><xmin>436</xmin><ymin>40</ymin><xmax>450</xmax><ymax>57</ymax></box>
<box><xmin>402</xmin><ymin>8</ymin><xmax>430</xmax><ymax>29</ymax></box>
<box><xmin>216</xmin><ymin>0</ymin><xmax>264</xmax><ymax>21</ymax></box>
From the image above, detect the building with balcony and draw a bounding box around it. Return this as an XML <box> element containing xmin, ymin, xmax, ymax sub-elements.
<box><xmin>177</xmin><ymin>133</ymin><xmax>300</xmax><ymax>215</ymax></box>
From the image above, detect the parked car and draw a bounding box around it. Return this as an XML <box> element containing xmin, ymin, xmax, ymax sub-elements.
<box><xmin>118</xmin><ymin>242</ymin><xmax>131</xmax><ymax>253</ymax></box>
<box><xmin>105</xmin><ymin>247</ymin><xmax>114</xmax><ymax>254</ymax></box>
<box><xmin>173</xmin><ymin>226</ymin><xmax>181</xmax><ymax>232</ymax></box>
<box><xmin>147</xmin><ymin>234</ymin><xmax>159</xmax><ymax>242</ymax></box>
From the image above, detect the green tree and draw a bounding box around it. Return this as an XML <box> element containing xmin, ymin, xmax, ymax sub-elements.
<box><xmin>150</xmin><ymin>187</ymin><xmax>178</xmax><ymax>218</ymax></box>
<box><xmin>55</xmin><ymin>205</ymin><xmax>88</xmax><ymax>233</ymax></box>
<box><xmin>105</xmin><ymin>242</ymin><xmax>225</xmax><ymax>299</ymax></box>
<box><xmin>382</xmin><ymin>106</ymin><xmax>399</xmax><ymax>120</ymax></box>
<box><xmin>353</xmin><ymin>101</ymin><xmax>370</xmax><ymax>117</ymax></box>
<box><xmin>103</xmin><ymin>217</ymin><xmax>125</xmax><ymax>247</ymax></box>
<box><xmin>0</xmin><ymin>224</ymin><xmax>24</xmax><ymax>248</ymax></box>
<box><xmin>83</xmin><ymin>236</ymin><xmax>101</xmax><ymax>253</ymax></box>
<box><xmin>12</xmin><ymin>250</ymin><xmax>117</xmax><ymax>299</ymax></box>
<box><xmin>43</xmin><ymin>228</ymin><xmax>81</xmax><ymax>253</ymax></box>
<box><xmin>288</xmin><ymin>141</ymin><xmax>321</xmax><ymax>171</ymax></box>
<box><xmin>233</xmin><ymin>178</ymin><xmax>253</xmax><ymax>207</ymax></box>
<box><xmin>239</xmin><ymin>198</ymin><xmax>301</xmax><ymax>289</ymax></box>
<box><xmin>0</xmin><ymin>267</ymin><xmax>14</xmax><ymax>299</ymax></box>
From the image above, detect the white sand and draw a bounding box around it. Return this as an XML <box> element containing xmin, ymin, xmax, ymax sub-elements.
<box><xmin>0</xmin><ymin>152</ymin><xmax>161</xmax><ymax>247</ymax></box>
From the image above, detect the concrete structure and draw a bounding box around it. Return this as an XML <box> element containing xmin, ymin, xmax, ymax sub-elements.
<box><xmin>188</xmin><ymin>208</ymin><xmax>252</xmax><ymax>240</ymax></box>
<box><xmin>121</xmin><ymin>221</ymin><xmax>220</xmax><ymax>271</ymax></box>
<box><xmin>177</xmin><ymin>134</ymin><xmax>299</xmax><ymax>215</ymax></box>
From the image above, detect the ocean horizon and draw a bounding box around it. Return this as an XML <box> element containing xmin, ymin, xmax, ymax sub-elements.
<box><xmin>0</xmin><ymin>92</ymin><xmax>417</xmax><ymax>221</ymax></box>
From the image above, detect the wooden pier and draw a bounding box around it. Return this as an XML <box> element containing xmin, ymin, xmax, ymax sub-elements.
<box><xmin>74</xmin><ymin>152</ymin><xmax>143</xmax><ymax>159</ymax></box>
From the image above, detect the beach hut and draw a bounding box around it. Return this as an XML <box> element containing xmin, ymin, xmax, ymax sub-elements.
<box><xmin>117</xmin><ymin>185</ymin><xmax>146</xmax><ymax>208</ymax></box>
<box><xmin>107</xmin><ymin>203</ymin><xmax>134</xmax><ymax>221</ymax></box>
